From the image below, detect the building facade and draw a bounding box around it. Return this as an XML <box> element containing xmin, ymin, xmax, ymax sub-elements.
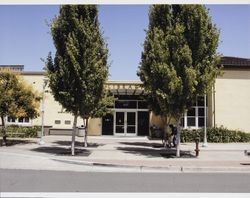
<box><xmin>0</xmin><ymin>65</ymin><xmax>24</xmax><ymax>72</ymax></box>
<box><xmin>210</xmin><ymin>57</ymin><xmax>250</xmax><ymax>133</ymax></box>
<box><xmin>1</xmin><ymin>56</ymin><xmax>250</xmax><ymax>135</ymax></box>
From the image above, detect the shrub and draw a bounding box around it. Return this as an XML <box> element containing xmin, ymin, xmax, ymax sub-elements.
<box><xmin>0</xmin><ymin>125</ymin><xmax>41</xmax><ymax>138</ymax></box>
<box><xmin>181</xmin><ymin>126</ymin><xmax>250</xmax><ymax>143</ymax></box>
<box><xmin>181</xmin><ymin>129</ymin><xmax>203</xmax><ymax>143</ymax></box>
<box><xmin>0</xmin><ymin>128</ymin><xmax>5</xmax><ymax>136</ymax></box>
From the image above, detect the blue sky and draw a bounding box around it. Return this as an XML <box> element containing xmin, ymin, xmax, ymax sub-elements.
<box><xmin>0</xmin><ymin>5</ymin><xmax>249</xmax><ymax>80</ymax></box>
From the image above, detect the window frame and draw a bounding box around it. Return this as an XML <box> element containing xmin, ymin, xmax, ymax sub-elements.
<box><xmin>182</xmin><ymin>96</ymin><xmax>207</xmax><ymax>129</ymax></box>
<box><xmin>6</xmin><ymin>116</ymin><xmax>32</xmax><ymax>126</ymax></box>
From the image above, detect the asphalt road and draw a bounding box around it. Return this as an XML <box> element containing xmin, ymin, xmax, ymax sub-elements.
<box><xmin>0</xmin><ymin>169</ymin><xmax>250</xmax><ymax>192</ymax></box>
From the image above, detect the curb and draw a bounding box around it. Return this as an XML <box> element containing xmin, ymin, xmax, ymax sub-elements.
<box><xmin>51</xmin><ymin>157</ymin><xmax>250</xmax><ymax>173</ymax></box>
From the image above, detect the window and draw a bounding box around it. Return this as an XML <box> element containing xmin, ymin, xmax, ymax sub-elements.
<box><xmin>65</xmin><ymin>120</ymin><xmax>71</xmax><ymax>125</ymax></box>
<box><xmin>55</xmin><ymin>120</ymin><xmax>61</xmax><ymax>124</ymax></box>
<box><xmin>18</xmin><ymin>117</ymin><xmax>30</xmax><ymax>123</ymax></box>
<box><xmin>138</xmin><ymin>101</ymin><xmax>148</xmax><ymax>109</ymax></box>
<box><xmin>198</xmin><ymin>107</ymin><xmax>205</xmax><ymax>127</ymax></box>
<box><xmin>6</xmin><ymin>116</ymin><xmax>31</xmax><ymax>125</ymax></box>
<box><xmin>115</xmin><ymin>101</ymin><xmax>137</xmax><ymax>109</ymax></box>
<box><xmin>182</xmin><ymin>96</ymin><xmax>207</xmax><ymax>129</ymax></box>
<box><xmin>7</xmin><ymin>116</ymin><xmax>16</xmax><ymax>123</ymax></box>
<box><xmin>114</xmin><ymin>100</ymin><xmax>149</xmax><ymax>109</ymax></box>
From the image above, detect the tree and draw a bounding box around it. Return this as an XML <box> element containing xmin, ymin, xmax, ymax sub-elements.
<box><xmin>138</xmin><ymin>5</ymin><xmax>220</xmax><ymax>157</ymax></box>
<box><xmin>0</xmin><ymin>71</ymin><xmax>40</xmax><ymax>145</ymax></box>
<box><xmin>46</xmin><ymin>5</ymin><xmax>112</xmax><ymax>155</ymax></box>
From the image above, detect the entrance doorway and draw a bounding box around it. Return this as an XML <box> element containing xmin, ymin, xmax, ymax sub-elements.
<box><xmin>114</xmin><ymin>111</ymin><xmax>137</xmax><ymax>136</ymax></box>
<box><xmin>102</xmin><ymin>113</ymin><xmax>114</xmax><ymax>135</ymax></box>
<box><xmin>137</xmin><ymin>111</ymin><xmax>149</xmax><ymax>136</ymax></box>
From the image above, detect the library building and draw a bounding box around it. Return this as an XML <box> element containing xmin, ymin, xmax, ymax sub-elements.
<box><xmin>1</xmin><ymin>56</ymin><xmax>250</xmax><ymax>136</ymax></box>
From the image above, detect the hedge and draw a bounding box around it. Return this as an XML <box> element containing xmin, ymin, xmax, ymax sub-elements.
<box><xmin>181</xmin><ymin>126</ymin><xmax>250</xmax><ymax>143</ymax></box>
<box><xmin>0</xmin><ymin>125</ymin><xmax>41</xmax><ymax>138</ymax></box>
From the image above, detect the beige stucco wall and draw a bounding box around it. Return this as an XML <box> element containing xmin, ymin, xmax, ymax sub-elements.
<box><xmin>88</xmin><ymin>118</ymin><xmax>102</xmax><ymax>136</ymax></box>
<box><xmin>207</xmin><ymin>90</ymin><xmax>214</xmax><ymax>128</ymax></box>
<box><xmin>22</xmin><ymin>73</ymin><xmax>102</xmax><ymax>135</ymax></box>
<box><xmin>149</xmin><ymin>112</ymin><xmax>164</xmax><ymax>128</ymax></box>
<box><xmin>149</xmin><ymin>112</ymin><xmax>177</xmax><ymax>128</ymax></box>
<box><xmin>214</xmin><ymin>69</ymin><xmax>250</xmax><ymax>132</ymax></box>
<box><xmin>22</xmin><ymin>74</ymin><xmax>75</xmax><ymax>129</ymax></box>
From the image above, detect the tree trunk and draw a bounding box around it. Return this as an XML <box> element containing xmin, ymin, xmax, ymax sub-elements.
<box><xmin>163</xmin><ymin>124</ymin><xmax>169</xmax><ymax>148</ymax></box>
<box><xmin>1</xmin><ymin>116</ymin><xmax>7</xmax><ymax>146</ymax></box>
<box><xmin>176</xmin><ymin>117</ymin><xmax>181</xmax><ymax>157</ymax></box>
<box><xmin>162</xmin><ymin>117</ymin><xmax>172</xmax><ymax>148</ymax></box>
<box><xmin>84</xmin><ymin>118</ymin><xmax>88</xmax><ymax>148</ymax></box>
<box><xmin>71</xmin><ymin>115</ymin><xmax>77</xmax><ymax>156</ymax></box>
<box><xmin>161</xmin><ymin>117</ymin><xmax>167</xmax><ymax>148</ymax></box>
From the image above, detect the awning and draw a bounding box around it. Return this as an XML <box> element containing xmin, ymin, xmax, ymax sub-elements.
<box><xmin>106</xmin><ymin>81</ymin><xmax>144</xmax><ymax>96</ymax></box>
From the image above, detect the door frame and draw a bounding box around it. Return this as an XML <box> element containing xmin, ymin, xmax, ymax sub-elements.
<box><xmin>113</xmin><ymin>110</ymin><xmax>137</xmax><ymax>136</ymax></box>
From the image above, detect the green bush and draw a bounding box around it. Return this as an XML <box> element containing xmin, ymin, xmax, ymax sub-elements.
<box><xmin>181</xmin><ymin>129</ymin><xmax>202</xmax><ymax>143</ymax></box>
<box><xmin>0</xmin><ymin>125</ymin><xmax>41</xmax><ymax>138</ymax></box>
<box><xmin>181</xmin><ymin>126</ymin><xmax>250</xmax><ymax>143</ymax></box>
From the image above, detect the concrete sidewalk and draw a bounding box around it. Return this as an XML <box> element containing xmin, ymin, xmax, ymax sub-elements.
<box><xmin>1</xmin><ymin>135</ymin><xmax>250</xmax><ymax>172</ymax></box>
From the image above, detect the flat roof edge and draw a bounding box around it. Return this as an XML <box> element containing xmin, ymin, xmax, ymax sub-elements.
<box><xmin>21</xmin><ymin>71</ymin><xmax>46</xmax><ymax>75</ymax></box>
<box><xmin>107</xmin><ymin>80</ymin><xmax>142</xmax><ymax>84</ymax></box>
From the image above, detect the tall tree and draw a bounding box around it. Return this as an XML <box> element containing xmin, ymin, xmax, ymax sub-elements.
<box><xmin>46</xmin><ymin>5</ymin><xmax>112</xmax><ymax>155</ymax></box>
<box><xmin>0</xmin><ymin>71</ymin><xmax>40</xmax><ymax>145</ymax></box>
<box><xmin>138</xmin><ymin>5</ymin><xmax>220</xmax><ymax>157</ymax></box>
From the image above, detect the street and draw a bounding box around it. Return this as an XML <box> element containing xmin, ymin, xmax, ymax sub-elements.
<box><xmin>1</xmin><ymin>169</ymin><xmax>250</xmax><ymax>192</ymax></box>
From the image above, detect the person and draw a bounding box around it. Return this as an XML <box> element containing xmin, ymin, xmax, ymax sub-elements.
<box><xmin>169</xmin><ymin>124</ymin><xmax>177</xmax><ymax>147</ymax></box>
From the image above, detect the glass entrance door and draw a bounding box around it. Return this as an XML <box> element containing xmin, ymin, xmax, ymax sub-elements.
<box><xmin>115</xmin><ymin>112</ymin><xmax>125</xmax><ymax>134</ymax></box>
<box><xmin>114</xmin><ymin>111</ymin><xmax>137</xmax><ymax>136</ymax></box>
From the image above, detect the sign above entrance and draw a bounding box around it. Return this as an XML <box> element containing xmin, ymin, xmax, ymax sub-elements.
<box><xmin>106</xmin><ymin>81</ymin><xmax>144</xmax><ymax>96</ymax></box>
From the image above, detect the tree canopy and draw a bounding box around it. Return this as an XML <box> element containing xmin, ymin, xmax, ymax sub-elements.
<box><xmin>138</xmin><ymin>5</ymin><xmax>220</xmax><ymax>156</ymax></box>
<box><xmin>46</xmin><ymin>5</ymin><xmax>112</xmax><ymax>154</ymax></box>
<box><xmin>0</xmin><ymin>71</ymin><xmax>40</xmax><ymax>144</ymax></box>
<box><xmin>47</xmin><ymin>5</ymin><xmax>110</xmax><ymax>117</ymax></box>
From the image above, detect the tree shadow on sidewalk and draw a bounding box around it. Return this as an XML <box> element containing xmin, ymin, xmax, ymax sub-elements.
<box><xmin>160</xmin><ymin>150</ymin><xmax>196</xmax><ymax>158</ymax></box>
<box><xmin>116</xmin><ymin>147</ymin><xmax>166</xmax><ymax>158</ymax></box>
<box><xmin>1</xmin><ymin>139</ymin><xmax>37</xmax><ymax>147</ymax></box>
<box><xmin>119</xmin><ymin>142</ymin><xmax>163</xmax><ymax>148</ymax></box>
<box><xmin>116</xmin><ymin>146</ymin><xmax>195</xmax><ymax>159</ymax></box>
<box><xmin>53</xmin><ymin>140</ymin><xmax>103</xmax><ymax>148</ymax></box>
<box><xmin>31</xmin><ymin>146</ymin><xmax>91</xmax><ymax>156</ymax></box>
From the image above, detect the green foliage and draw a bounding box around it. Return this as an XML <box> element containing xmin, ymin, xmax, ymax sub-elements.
<box><xmin>0</xmin><ymin>71</ymin><xmax>18</xmax><ymax>118</ymax></box>
<box><xmin>178</xmin><ymin>5</ymin><xmax>221</xmax><ymax>94</ymax></box>
<box><xmin>46</xmin><ymin>5</ymin><xmax>113</xmax><ymax>153</ymax></box>
<box><xmin>46</xmin><ymin>5</ymin><xmax>112</xmax><ymax>120</ymax></box>
<box><xmin>181</xmin><ymin>129</ymin><xmax>203</xmax><ymax>143</ymax></box>
<box><xmin>90</xmin><ymin>94</ymin><xmax>115</xmax><ymax>118</ymax></box>
<box><xmin>0</xmin><ymin>125</ymin><xmax>41</xmax><ymax>138</ymax></box>
<box><xmin>0</xmin><ymin>71</ymin><xmax>40</xmax><ymax>131</ymax></box>
<box><xmin>181</xmin><ymin>126</ymin><xmax>250</xmax><ymax>143</ymax></box>
<box><xmin>138</xmin><ymin>5</ymin><xmax>220</xmax><ymax>122</ymax></box>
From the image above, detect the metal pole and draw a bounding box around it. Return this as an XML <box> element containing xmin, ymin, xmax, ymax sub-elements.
<box><xmin>39</xmin><ymin>79</ymin><xmax>48</xmax><ymax>145</ymax></box>
<box><xmin>202</xmin><ymin>94</ymin><xmax>208</xmax><ymax>147</ymax></box>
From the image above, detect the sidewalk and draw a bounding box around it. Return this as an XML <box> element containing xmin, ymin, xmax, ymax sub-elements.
<box><xmin>1</xmin><ymin>135</ymin><xmax>250</xmax><ymax>172</ymax></box>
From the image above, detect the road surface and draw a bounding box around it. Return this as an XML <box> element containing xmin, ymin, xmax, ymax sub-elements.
<box><xmin>0</xmin><ymin>169</ymin><xmax>250</xmax><ymax>192</ymax></box>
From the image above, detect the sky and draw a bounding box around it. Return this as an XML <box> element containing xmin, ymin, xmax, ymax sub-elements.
<box><xmin>0</xmin><ymin>5</ymin><xmax>249</xmax><ymax>80</ymax></box>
